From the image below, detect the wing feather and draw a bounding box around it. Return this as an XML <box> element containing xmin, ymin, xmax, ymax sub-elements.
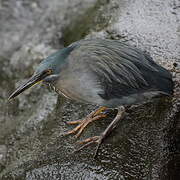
<box><xmin>68</xmin><ymin>39</ymin><xmax>173</xmax><ymax>100</ymax></box>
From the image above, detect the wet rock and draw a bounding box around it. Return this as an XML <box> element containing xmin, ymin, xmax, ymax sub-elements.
<box><xmin>0</xmin><ymin>145</ymin><xmax>7</xmax><ymax>172</ymax></box>
<box><xmin>0</xmin><ymin>0</ymin><xmax>96</xmax><ymax>57</ymax></box>
<box><xmin>0</xmin><ymin>0</ymin><xmax>179</xmax><ymax>179</ymax></box>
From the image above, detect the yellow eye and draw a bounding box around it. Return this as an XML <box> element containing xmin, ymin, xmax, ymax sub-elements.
<box><xmin>47</xmin><ymin>69</ymin><xmax>53</xmax><ymax>75</ymax></box>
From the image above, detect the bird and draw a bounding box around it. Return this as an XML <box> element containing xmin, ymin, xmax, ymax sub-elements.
<box><xmin>8</xmin><ymin>39</ymin><xmax>174</xmax><ymax>157</ymax></box>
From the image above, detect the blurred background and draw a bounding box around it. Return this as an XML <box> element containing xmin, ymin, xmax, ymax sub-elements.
<box><xmin>0</xmin><ymin>0</ymin><xmax>179</xmax><ymax>179</ymax></box>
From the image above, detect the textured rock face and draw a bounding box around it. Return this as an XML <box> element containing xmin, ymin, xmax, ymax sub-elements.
<box><xmin>0</xmin><ymin>0</ymin><xmax>179</xmax><ymax>179</ymax></box>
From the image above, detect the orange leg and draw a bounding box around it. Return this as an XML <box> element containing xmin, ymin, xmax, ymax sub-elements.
<box><xmin>76</xmin><ymin>106</ymin><xmax>126</xmax><ymax>158</ymax></box>
<box><xmin>64</xmin><ymin>107</ymin><xmax>108</xmax><ymax>138</ymax></box>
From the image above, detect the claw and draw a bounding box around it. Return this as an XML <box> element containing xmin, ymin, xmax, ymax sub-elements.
<box><xmin>64</xmin><ymin>107</ymin><xmax>108</xmax><ymax>138</ymax></box>
<box><xmin>73</xmin><ymin>106</ymin><xmax>126</xmax><ymax>158</ymax></box>
<box><xmin>63</xmin><ymin>106</ymin><xmax>122</xmax><ymax>158</ymax></box>
<box><xmin>75</xmin><ymin>135</ymin><xmax>103</xmax><ymax>158</ymax></box>
<box><xmin>75</xmin><ymin>136</ymin><xmax>100</xmax><ymax>152</ymax></box>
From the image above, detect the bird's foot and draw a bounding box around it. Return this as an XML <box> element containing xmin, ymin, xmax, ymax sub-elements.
<box><xmin>64</xmin><ymin>107</ymin><xmax>109</xmax><ymax>138</ymax></box>
<box><xmin>74</xmin><ymin>106</ymin><xmax>126</xmax><ymax>158</ymax></box>
<box><xmin>75</xmin><ymin>135</ymin><xmax>104</xmax><ymax>158</ymax></box>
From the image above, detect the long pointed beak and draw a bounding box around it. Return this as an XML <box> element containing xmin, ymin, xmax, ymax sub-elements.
<box><xmin>8</xmin><ymin>71</ymin><xmax>50</xmax><ymax>100</ymax></box>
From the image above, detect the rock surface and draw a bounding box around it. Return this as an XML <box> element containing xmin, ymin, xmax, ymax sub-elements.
<box><xmin>0</xmin><ymin>0</ymin><xmax>179</xmax><ymax>179</ymax></box>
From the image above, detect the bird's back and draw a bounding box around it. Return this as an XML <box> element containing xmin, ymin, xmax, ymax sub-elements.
<box><xmin>58</xmin><ymin>39</ymin><xmax>173</xmax><ymax>107</ymax></box>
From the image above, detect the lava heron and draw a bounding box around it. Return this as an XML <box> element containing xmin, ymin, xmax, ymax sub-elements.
<box><xmin>9</xmin><ymin>39</ymin><xmax>174</xmax><ymax>157</ymax></box>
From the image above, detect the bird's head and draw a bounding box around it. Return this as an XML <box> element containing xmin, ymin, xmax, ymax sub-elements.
<box><xmin>8</xmin><ymin>46</ymin><xmax>75</xmax><ymax>100</ymax></box>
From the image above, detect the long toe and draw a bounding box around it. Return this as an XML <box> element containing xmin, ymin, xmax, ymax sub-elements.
<box><xmin>66</xmin><ymin>120</ymin><xmax>83</xmax><ymax>125</ymax></box>
<box><xmin>63</xmin><ymin>123</ymin><xmax>82</xmax><ymax>136</ymax></box>
<box><xmin>64</xmin><ymin>107</ymin><xmax>108</xmax><ymax>138</ymax></box>
<box><xmin>75</xmin><ymin>135</ymin><xmax>103</xmax><ymax>158</ymax></box>
<box><xmin>74</xmin><ymin>106</ymin><xmax>126</xmax><ymax>157</ymax></box>
<box><xmin>64</xmin><ymin>114</ymin><xmax>106</xmax><ymax>138</ymax></box>
<box><xmin>76</xmin><ymin>136</ymin><xmax>100</xmax><ymax>152</ymax></box>
<box><xmin>77</xmin><ymin>136</ymin><xmax>100</xmax><ymax>145</ymax></box>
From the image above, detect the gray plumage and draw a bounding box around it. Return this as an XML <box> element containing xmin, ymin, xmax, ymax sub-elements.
<box><xmin>44</xmin><ymin>39</ymin><xmax>173</xmax><ymax>107</ymax></box>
